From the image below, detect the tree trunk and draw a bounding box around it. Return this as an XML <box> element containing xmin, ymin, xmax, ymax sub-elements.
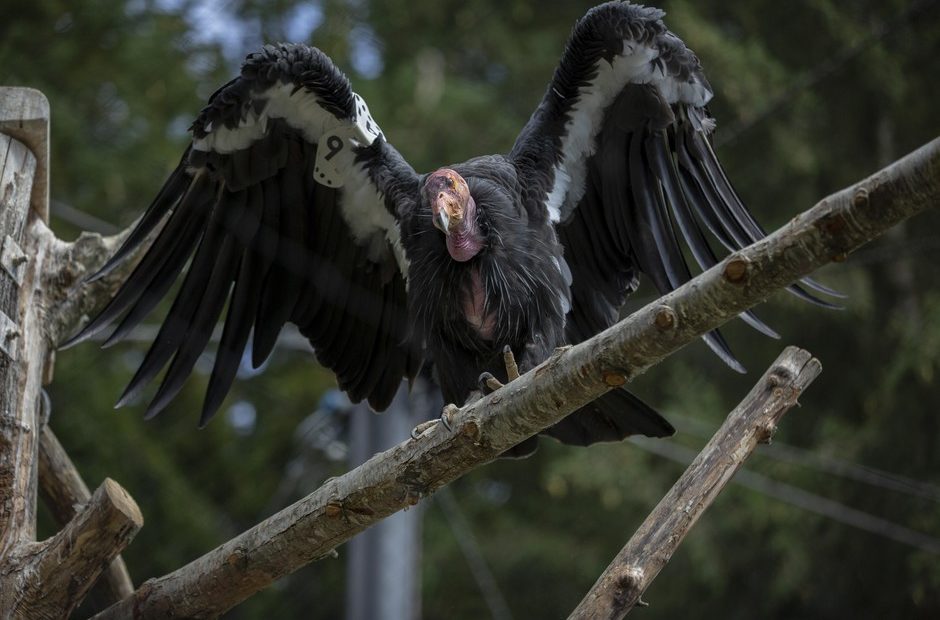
<box><xmin>0</xmin><ymin>87</ymin><xmax>143</xmax><ymax>619</ymax></box>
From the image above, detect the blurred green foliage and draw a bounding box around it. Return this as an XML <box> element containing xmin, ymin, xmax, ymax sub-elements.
<box><xmin>2</xmin><ymin>0</ymin><xmax>939</xmax><ymax>617</ymax></box>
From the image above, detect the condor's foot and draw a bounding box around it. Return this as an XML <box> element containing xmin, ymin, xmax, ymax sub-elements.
<box><xmin>410</xmin><ymin>404</ymin><xmax>459</xmax><ymax>439</ymax></box>
<box><xmin>478</xmin><ymin>346</ymin><xmax>520</xmax><ymax>394</ymax></box>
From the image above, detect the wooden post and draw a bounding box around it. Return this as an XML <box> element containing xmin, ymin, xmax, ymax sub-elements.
<box><xmin>0</xmin><ymin>87</ymin><xmax>49</xmax><ymax>221</ymax></box>
<box><xmin>0</xmin><ymin>86</ymin><xmax>143</xmax><ymax>617</ymax></box>
<box><xmin>0</xmin><ymin>89</ymin><xmax>44</xmax><ymax>580</ymax></box>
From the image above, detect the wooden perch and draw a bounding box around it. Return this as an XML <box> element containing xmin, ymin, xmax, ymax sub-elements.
<box><xmin>90</xmin><ymin>137</ymin><xmax>940</xmax><ymax>619</ymax></box>
<box><xmin>569</xmin><ymin>347</ymin><xmax>822</xmax><ymax>620</ymax></box>
<box><xmin>39</xmin><ymin>424</ymin><xmax>136</xmax><ymax>604</ymax></box>
<box><xmin>9</xmin><ymin>478</ymin><xmax>143</xmax><ymax>619</ymax></box>
<box><xmin>1</xmin><ymin>87</ymin><xmax>144</xmax><ymax>618</ymax></box>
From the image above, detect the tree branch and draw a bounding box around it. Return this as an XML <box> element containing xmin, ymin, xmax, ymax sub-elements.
<box><xmin>10</xmin><ymin>478</ymin><xmax>143</xmax><ymax>619</ymax></box>
<box><xmin>42</xmin><ymin>223</ymin><xmax>139</xmax><ymax>346</ymax></box>
<box><xmin>38</xmin><ymin>424</ymin><xmax>136</xmax><ymax>604</ymax></box>
<box><xmin>89</xmin><ymin>138</ymin><xmax>940</xmax><ymax>618</ymax></box>
<box><xmin>569</xmin><ymin>346</ymin><xmax>822</xmax><ymax>619</ymax></box>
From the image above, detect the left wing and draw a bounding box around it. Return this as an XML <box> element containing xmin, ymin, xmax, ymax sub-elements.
<box><xmin>510</xmin><ymin>1</ymin><xmax>840</xmax><ymax>369</ymax></box>
<box><xmin>64</xmin><ymin>44</ymin><xmax>423</xmax><ymax>424</ymax></box>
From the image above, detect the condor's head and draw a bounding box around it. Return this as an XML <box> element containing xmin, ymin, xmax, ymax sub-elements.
<box><xmin>422</xmin><ymin>168</ymin><xmax>484</xmax><ymax>262</ymax></box>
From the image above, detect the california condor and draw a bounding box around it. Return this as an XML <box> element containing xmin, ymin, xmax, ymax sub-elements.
<box><xmin>66</xmin><ymin>1</ymin><xmax>838</xmax><ymax>456</ymax></box>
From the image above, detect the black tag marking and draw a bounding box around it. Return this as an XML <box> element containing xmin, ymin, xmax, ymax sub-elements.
<box><xmin>325</xmin><ymin>135</ymin><xmax>344</xmax><ymax>161</ymax></box>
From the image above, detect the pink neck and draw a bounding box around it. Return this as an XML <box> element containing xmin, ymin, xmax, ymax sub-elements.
<box><xmin>446</xmin><ymin>197</ymin><xmax>484</xmax><ymax>262</ymax></box>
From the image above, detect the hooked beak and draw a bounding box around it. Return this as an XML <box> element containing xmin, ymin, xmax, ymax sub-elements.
<box><xmin>435</xmin><ymin>209</ymin><xmax>450</xmax><ymax>234</ymax></box>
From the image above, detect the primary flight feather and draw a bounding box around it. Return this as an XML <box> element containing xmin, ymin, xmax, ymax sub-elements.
<box><xmin>66</xmin><ymin>1</ymin><xmax>838</xmax><ymax>455</ymax></box>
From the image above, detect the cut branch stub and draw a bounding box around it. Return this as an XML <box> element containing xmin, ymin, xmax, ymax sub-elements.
<box><xmin>39</xmin><ymin>424</ymin><xmax>136</xmax><ymax>603</ymax></box>
<box><xmin>10</xmin><ymin>478</ymin><xmax>143</xmax><ymax>619</ymax></box>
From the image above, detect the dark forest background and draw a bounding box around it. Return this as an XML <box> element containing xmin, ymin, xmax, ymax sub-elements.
<box><xmin>2</xmin><ymin>0</ymin><xmax>939</xmax><ymax>617</ymax></box>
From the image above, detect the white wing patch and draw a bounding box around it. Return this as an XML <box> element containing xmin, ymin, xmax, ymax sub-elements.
<box><xmin>545</xmin><ymin>39</ymin><xmax>712</xmax><ymax>223</ymax></box>
<box><xmin>190</xmin><ymin>82</ymin><xmax>402</xmax><ymax>272</ymax></box>
<box><xmin>342</xmin><ymin>158</ymin><xmax>409</xmax><ymax>276</ymax></box>
<box><xmin>192</xmin><ymin>82</ymin><xmax>337</xmax><ymax>153</ymax></box>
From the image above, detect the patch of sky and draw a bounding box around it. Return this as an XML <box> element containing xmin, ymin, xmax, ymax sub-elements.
<box><xmin>349</xmin><ymin>24</ymin><xmax>384</xmax><ymax>79</ymax></box>
<box><xmin>284</xmin><ymin>3</ymin><xmax>324</xmax><ymax>42</ymax></box>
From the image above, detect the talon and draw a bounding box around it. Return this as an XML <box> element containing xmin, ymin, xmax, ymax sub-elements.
<box><xmin>478</xmin><ymin>371</ymin><xmax>504</xmax><ymax>394</ymax></box>
<box><xmin>503</xmin><ymin>345</ymin><xmax>520</xmax><ymax>381</ymax></box>
<box><xmin>440</xmin><ymin>404</ymin><xmax>458</xmax><ymax>432</ymax></box>
<box><xmin>411</xmin><ymin>404</ymin><xmax>460</xmax><ymax>438</ymax></box>
<box><xmin>411</xmin><ymin>419</ymin><xmax>438</xmax><ymax>439</ymax></box>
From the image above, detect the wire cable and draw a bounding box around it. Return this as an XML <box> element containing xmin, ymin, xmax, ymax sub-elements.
<box><xmin>434</xmin><ymin>487</ymin><xmax>514</xmax><ymax>620</ymax></box>
<box><xmin>669</xmin><ymin>411</ymin><xmax>940</xmax><ymax>504</ymax></box>
<box><xmin>715</xmin><ymin>0</ymin><xmax>939</xmax><ymax>148</ymax></box>
<box><xmin>629</xmin><ymin>437</ymin><xmax>940</xmax><ymax>555</ymax></box>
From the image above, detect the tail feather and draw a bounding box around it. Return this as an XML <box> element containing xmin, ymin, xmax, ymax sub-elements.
<box><xmin>544</xmin><ymin>388</ymin><xmax>674</xmax><ymax>446</ymax></box>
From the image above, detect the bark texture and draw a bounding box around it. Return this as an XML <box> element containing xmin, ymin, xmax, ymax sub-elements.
<box><xmin>0</xmin><ymin>128</ymin><xmax>43</xmax><ymax>600</ymax></box>
<box><xmin>0</xmin><ymin>87</ymin><xmax>144</xmax><ymax>618</ymax></box>
<box><xmin>39</xmin><ymin>425</ymin><xmax>137</xmax><ymax>603</ymax></box>
<box><xmin>568</xmin><ymin>347</ymin><xmax>822</xmax><ymax>619</ymax></box>
<box><xmin>8</xmin><ymin>479</ymin><xmax>142</xmax><ymax>619</ymax></box>
<box><xmin>90</xmin><ymin>138</ymin><xmax>940</xmax><ymax>619</ymax></box>
<box><xmin>0</xmin><ymin>86</ymin><xmax>49</xmax><ymax>220</ymax></box>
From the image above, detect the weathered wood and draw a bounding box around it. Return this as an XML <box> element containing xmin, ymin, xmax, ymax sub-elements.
<box><xmin>39</xmin><ymin>424</ymin><xmax>136</xmax><ymax>603</ymax></box>
<box><xmin>0</xmin><ymin>86</ymin><xmax>143</xmax><ymax>618</ymax></box>
<box><xmin>90</xmin><ymin>137</ymin><xmax>940</xmax><ymax>619</ymax></box>
<box><xmin>0</xmin><ymin>131</ymin><xmax>39</xmax><ymax>560</ymax></box>
<box><xmin>42</xmin><ymin>223</ymin><xmax>139</xmax><ymax>346</ymax></box>
<box><xmin>568</xmin><ymin>347</ymin><xmax>822</xmax><ymax>620</ymax></box>
<box><xmin>0</xmin><ymin>87</ymin><xmax>49</xmax><ymax>221</ymax></box>
<box><xmin>9</xmin><ymin>478</ymin><xmax>143</xmax><ymax>619</ymax></box>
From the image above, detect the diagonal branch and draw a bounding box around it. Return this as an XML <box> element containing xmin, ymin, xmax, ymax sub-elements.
<box><xmin>10</xmin><ymin>478</ymin><xmax>143</xmax><ymax>619</ymax></box>
<box><xmin>569</xmin><ymin>346</ymin><xmax>822</xmax><ymax>619</ymax></box>
<box><xmin>38</xmin><ymin>424</ymin><xmax>136</xmax><ymax>604</ymax></box>
<box><xmin>87</xmin><ymin>137</ymin><xmax>940</xmax><ymax>618</ymax></box>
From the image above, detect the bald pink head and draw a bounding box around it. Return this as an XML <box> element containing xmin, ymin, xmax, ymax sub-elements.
<box><xmin>423</xmin><ymin>168</ymin><xmax>483</xmax><ymax>261</ymax></box>
<box><xmin>424</xmin><ymin>169</ymin><xmax>471</xmax><ymax>234</ymax></box>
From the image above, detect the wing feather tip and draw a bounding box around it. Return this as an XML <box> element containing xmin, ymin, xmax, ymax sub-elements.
<box><xmin>58</xmin><ymin>328</ymin><xmax>92</xmax><ymax>351</ymax></box>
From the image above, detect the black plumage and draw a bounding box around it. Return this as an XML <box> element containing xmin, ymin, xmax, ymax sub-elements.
<box><xmin>66</xmin><ymin>2</ymin><xmax>837</xmax><ymax>453</ymax></box>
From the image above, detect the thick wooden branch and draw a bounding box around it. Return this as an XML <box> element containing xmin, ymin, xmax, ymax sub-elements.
<box><xmin>41</xmin><ymin>224</ymin><xmax>138</xmax><ymax>346</ymax></box>
<box><xmin>9</xmin><ymin>478</ymin><xmax>143</xmax><ymax>619</ymax></box>
<box><xmin>39</xmin><ymin>424</ymin><xmax>136</xmax><ymax>603</ymax></box>
<box><xmin>90</xmin><ymin>138</ymin><xmax>940</xmax><ymax>618</ymax></box>
<box><xmin>569</xmin><ymin>347</ymin><xmax>822</xmax><ymax>619</ymax></box>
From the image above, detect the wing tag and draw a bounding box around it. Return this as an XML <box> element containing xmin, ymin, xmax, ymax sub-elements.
<box><xmin>313</xmin><ymin>93</ymin><xmax>383</xmax><ymax>188</ymax></box>
<box><xmin>351</xmin><ymin>93</ymin><xmax>382</xmax><ymax>145</ymax></box>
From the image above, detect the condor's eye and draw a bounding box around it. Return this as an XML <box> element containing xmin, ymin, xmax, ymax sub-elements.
<box><xmin>446</xmin><ymin>177</ymin><xmax>455</xmax><ymax>188</ymax></box>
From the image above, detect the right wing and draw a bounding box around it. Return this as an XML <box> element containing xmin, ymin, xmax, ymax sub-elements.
<box><xmin>510</xmin><ymin>2</ymin><xmax>841</xmax><ymax>369</ymax></box>
<box><xmin>65</xmin><ymin>44</ymin><xmax>423</xmax><ymax>425</ymax></box>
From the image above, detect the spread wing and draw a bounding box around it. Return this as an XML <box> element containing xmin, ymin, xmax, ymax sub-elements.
<box><xmin>510</xmin><ymin>1</ymin><xmax>841</xmax><ymax>369</ymax></box>
<box><xmin>65</xmin><ymin>44</ymin><xmax>423</xmax><ymax>424</ymax></box>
